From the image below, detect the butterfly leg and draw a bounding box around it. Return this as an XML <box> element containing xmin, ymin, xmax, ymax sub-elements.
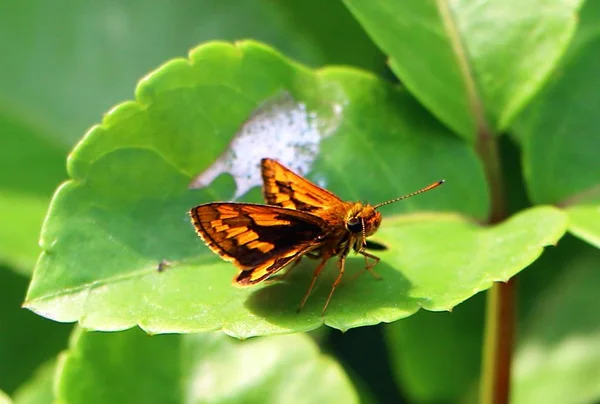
<box><xmin>297</xmin><ymin>256</ymin><xmax>330</xmax><ymax>313</ymax></box>
<box><xmin>348</xmin><ymin>250</ymin><xmax>382</xmax><ymax>282</ymax></box>
<box><xmin>321</xmin><ymin>254</ymin><xmax>347</xmax><ymax>315</ymax></box>
<box><xmin>360</xmin><ymin>250</ymin><xmax>382</xmax><ymax>280</ymax></box>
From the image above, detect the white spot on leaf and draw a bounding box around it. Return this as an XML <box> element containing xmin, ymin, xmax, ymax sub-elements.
<box><xmin>190</xmin><ymin>92</ymin><xmax>341</xmax><ymax>199</ymax></box>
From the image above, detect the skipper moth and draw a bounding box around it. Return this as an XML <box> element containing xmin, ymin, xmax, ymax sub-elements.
<box><xmin>190</xmin><ymin>158</ymin><xmax>444</xmax><ymax>314</ymax></box>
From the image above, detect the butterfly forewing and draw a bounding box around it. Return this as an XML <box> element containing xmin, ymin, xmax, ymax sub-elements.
<box><xmin>261</xmin><ymin>158</ymin><xmax>345</xmax><ymax>213</ymax></box>
<box><xmin>189</xmin><ymin>203</ymin><xmax>329</xmax><ymax>284</ymax></box>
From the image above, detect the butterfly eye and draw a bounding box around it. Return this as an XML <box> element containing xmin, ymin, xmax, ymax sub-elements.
<box><xmin>346</xmin><ymin>217</ymin><xmax>363</xmax><ymax>233</ymax></box>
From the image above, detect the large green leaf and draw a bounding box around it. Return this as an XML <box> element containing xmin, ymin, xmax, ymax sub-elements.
<box><xmin>521</xmin><ymin>42</ymin><xmax>600</xmax><ymax>206</ymax></box>
<box><xmin>24</xmin><ymin>41</ymin><xmax>569</xmax><ymax>337</ymax></box>
<box><xmin>343</xmin><ymin>0</ymin><xmax>582</xmax><ymax>140</ymax></box>
<box><xmin>517</xmin><ymin>1</ymin><xmax>600</xmax><ymax>249</ymax></box>
<box><xmin>55</xmin><ymin>328</ymin><xmax>358</xmax><ymax>404</ymax></box>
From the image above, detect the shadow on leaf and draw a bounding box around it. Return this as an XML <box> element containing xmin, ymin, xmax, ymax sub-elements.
<box><xmin>244</xmin><ymin>256</ymin><xmax>423</xmax><ymax>328</ymax></box>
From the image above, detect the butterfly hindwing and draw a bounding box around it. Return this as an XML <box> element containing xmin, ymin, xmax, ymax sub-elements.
<box><xmin>261</xmin><ymin>158</ymin><xmax>344</xmax><ymax>213</ymax></box>
<box><xmin>189</xmin><ymin>203</ymin><xmax>328</xmax><ymax>284</ymax></box>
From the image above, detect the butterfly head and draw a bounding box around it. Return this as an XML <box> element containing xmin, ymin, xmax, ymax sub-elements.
<box><xmin>345</xmin><ymin>180</ymin><xmax>446</xmax><ymax>250</ymax></box>
<box><xmin>345</xmin><ymin>204</ymin><xmax>382</xmax><ymax>238</ymax></box>
<box><xmin>345</xmin><ymin>204</ymin><xmax>382</xmax><ymax>253</ymax></box>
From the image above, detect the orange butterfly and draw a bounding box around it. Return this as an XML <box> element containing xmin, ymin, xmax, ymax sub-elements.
<box><xmin>190</xmin><ymin>158</ymin><xmax>444</xmax><ymax>314</ymax></box>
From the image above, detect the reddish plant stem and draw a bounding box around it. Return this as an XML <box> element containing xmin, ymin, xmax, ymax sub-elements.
<box><xmin>437</xmin><ymin>1</ymin><xmax>514</xmax><ymax>399</ymax></box>
<box><xmin>495</xmin><ymin>280</ymin><xmax>516</xmax><ymax>403</ymax></box>
<box><xmin>476</xmin><ymin>127</ymin><xmax>514</xmax><ymax>404</ymax></box>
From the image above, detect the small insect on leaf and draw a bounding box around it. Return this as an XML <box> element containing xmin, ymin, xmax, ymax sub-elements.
<box><xmin>189</xmin><ymin>158</ymin><xmax>444</xmax><ymax>315</ymax></box>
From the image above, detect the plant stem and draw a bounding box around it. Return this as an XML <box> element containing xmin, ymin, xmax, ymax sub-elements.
<box><xmin>476</xmin><ymin>126</ymin><xmax>513</xmax><ymax>404</ymax></box>
<box><xmin>438</xmin><ymin>2</ymin><xmax>514</xmax><ymax>400</ymax></box>
<box><xmin>476</xmin><ymin>129</ymin><xmax>506</xmax><ymax>224</ymax></box>
<box><xmin>480</xmin><ymin>280</ymin><xmax>515</xmax><ymax>404</ymax></box>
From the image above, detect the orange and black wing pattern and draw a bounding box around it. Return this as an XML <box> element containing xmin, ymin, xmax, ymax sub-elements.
<box><xmin>189</xmin><ymin>203</ymin><xmax>328</xmax><ymax>285</ymax></box>
<box><xmin>261</xmin><ymin>158</ymin><xmax>344</xmax><ymax>213</ymax></box>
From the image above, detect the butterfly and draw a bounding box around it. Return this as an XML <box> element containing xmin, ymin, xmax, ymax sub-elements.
<box><xmin>189</xmin><ymin>158</ymin><xmax>444</xmax><ymax>315</ymax></box>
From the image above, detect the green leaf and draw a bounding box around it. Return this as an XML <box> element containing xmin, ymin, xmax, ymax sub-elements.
<box><xmin>343</xmin><ymin>0</ymin><xmax>582</xmax><ymax>140</ymax></box>
<box><xmin>512</xmin><ymin>237</ymin><xmax>600</xmax><ymax>404</ymax></box>
<box><xmin>26</xmin><ymin>139</ymin><xmax>565</xmax><ymax>338</ymax></box>
<box><xmin>12</xmin><ymin>360</ymin><xmax>56</xmax><ymax>404</ymax></box>
<box><xmin>371</xmin><ymin>206</ymin><xmax>566</xmax><ymax>309</ymax></box>
<box><xmin>0</xmin><ymin>115</ymin><xmax>66</xmax><ymax>275</ymax></box>
<box><xmin>56</xmin><ymin>328</ymin><xmax>358</xmax><ymax>404</ymax></box>
<box><xmin>566</xmin><ymin>205</ymin><xmax>600</xmax><ymax>248</ymax></box>
<box><xmin>0</xmin><ymin>268</ymin><xmax>70</xmax><ymax>395</ymax></box>
<box><xmin>24</xmin><ymin>40</ymin><xmax>494</xmax><ymax>337</ymax></box>
<box><xmin>521</xmin><ymin>42</ymin><xmax>600</xmax><ymax>206</ymax></box>
<box><xmin>516</xmin><ymin>1</ymin><xmax>600</xmax><ymax>248</ymax></box>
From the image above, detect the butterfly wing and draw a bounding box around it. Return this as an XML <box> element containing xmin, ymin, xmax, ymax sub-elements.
<box><xmin>189</xmin><ymin>203</ymin><xmax>329</xmax><ymax>285</ymax></box>
<box><xmin>261</xmin><ymin>158</ymin><xmax>345</xmax><ymax>213</ymax></box>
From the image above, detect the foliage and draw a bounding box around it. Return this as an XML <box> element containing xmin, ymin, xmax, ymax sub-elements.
<box><xmin>1</xmin><ymin>0</ymin><xmax>599</xmax><ymax>403</ymax></box>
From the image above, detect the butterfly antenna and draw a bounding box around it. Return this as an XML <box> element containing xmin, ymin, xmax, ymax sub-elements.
<box><xmin>374</xmin><ymin>180</ymin><xmax>445</xmax><ymax>210</ymax></box>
